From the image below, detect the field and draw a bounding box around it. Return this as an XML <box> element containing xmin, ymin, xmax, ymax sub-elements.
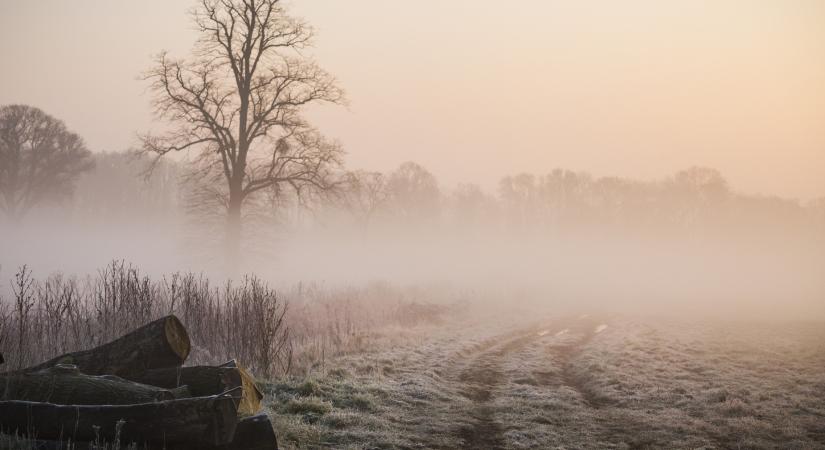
<box><xmin>266</xmin><ymin>308</ymin><xmax>825</xmax><ymax>449</ymax></box>
<box><xmin>1</xmin><ymin>268</ymin><xmax>823</xmax><ymax>449</ymax></box>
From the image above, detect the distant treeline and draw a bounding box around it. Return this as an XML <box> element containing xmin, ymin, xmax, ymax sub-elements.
<box><xmin>57</xmin><ymin>152</ymin><xmax>824</xmax><ymax>239</ymax></box>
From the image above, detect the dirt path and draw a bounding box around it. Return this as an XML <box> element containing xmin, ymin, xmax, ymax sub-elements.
<box><xmin>270</xmin><ymin>313</ymin><xmax>825</xmax><ymax>449</ymax></box>
<box><xmin>447</xmin><ymin>317</ymin><xmax>603</xmax><ymax>449</ymax></box>
<box><xmin>289</xmin><ymin>312</ymin><xmax>613</xmax><ymax>449</ymax></box>
<box><xmin>553</xmin><ymin>316</ymin><xmax>610</xmax><ymax>408</ymax></box>
<box><xmin>454</xmin><ymin>331</ymin><xmax>539</xmax><ymax>449</ymax></box>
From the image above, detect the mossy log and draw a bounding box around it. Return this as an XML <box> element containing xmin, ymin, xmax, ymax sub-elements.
<box><xmin>127</xmin><ymin>360</ymin><xmax>263</xmax><ymax>416</ymax></box>
<box><xmin>23</xmin><ymin>315</ymin><xmax>191</xmax><ymax>377</ymax></box>
<box><xmin>0</xmin><ymin>364</ymin><xmax>190</xmax><ymax>405</ymax></box>
<box><xmin>0</xmin><ymin>394</ymin><xmax>238</xmax><ymax>447</ymax></box>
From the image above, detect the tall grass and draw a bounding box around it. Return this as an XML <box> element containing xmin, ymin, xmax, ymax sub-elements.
<box><xmin>0</xmin><ymin>262</ymin><xmax>450</xmax><ymax>378</ymax></box>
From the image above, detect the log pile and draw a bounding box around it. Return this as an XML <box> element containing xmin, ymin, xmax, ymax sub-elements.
<box><xmin>0</xmin><ymin>316</ymin><xmax>277</xmax><ymax>449</ymax></box>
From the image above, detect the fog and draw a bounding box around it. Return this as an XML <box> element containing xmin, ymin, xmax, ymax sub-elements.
<box><xmin>1</xmin><ymin>154</ymin><xmax>822</xmax><ymax>322</ymax></box>
<box><xmin>1</xmin><ymin>0</ymin><xmax>824</xmax><ymax>324</ymax></box>
<box><xmin>3</xmin><ymin>5</ymin><xmax>825</xmax><ymax>448</ymax></box>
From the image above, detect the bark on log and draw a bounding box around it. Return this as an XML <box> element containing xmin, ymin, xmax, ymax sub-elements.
<box><xmin>23</xmin><ymin>315</ymin><xmax>191</xmax><ymax>377</ymax></box>
<box><xmin>212</xmin><ymin>414</ymin><xmax>278</xmax><ymax>450</ymax></box>
<box><xmin>0</xmin><ymin>364</ymin><xmax>190</xmax><ymax>405</ymax></box>
<box><xmin>127</xmin><ymin>360</ymin><xmax>263</xmax><ymax>416</ymax></box>
<box><xmin>0</xmin><ymin>394</ymin><xmax>237</xmax><ymax>446</ymax></box>
<box><xmin>2</xmin><ymin>414</ymin><xmax>277</xmax><ymax>450</ymax></box>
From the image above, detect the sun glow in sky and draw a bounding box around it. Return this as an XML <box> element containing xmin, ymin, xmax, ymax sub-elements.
<box><xmin>1</xmin><ymin>0</ymin><xmax>823</xmax><ymax>199</ymax></box>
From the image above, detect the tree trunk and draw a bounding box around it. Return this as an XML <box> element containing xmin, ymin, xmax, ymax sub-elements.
<box><xmin>225</xmin><ymin>191</ymin><xmax>243</xmax><ymax>270</ymax></box>
<box><xmin>20</xmin><ymin>315</ymin><xmax>190</xmax><ymax>377</ymax></box>
<box><xmin>0</xmin><ymin>394</ymin><xmax>238</xmax><ymax>447</ymax></box>
<box><xmin>1</xmin><ymin>364</ymin><xmax>190</xmax><ymax>405</ymax></box>
<box><xmin>126</xmin><ymin>360</ymin><xmax>263</xmax><ymax>417</ymax></box>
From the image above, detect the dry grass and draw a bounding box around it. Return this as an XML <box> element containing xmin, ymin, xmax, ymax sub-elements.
<box><xmin>0</xmin><ymin>262</ymin><xmax>292</xmax><ymax>377</ymax></box>
<box><xmin>263</xmin><ymin>312</ymin><xmax>825</xmax><ymax>450</ymax></box>
<box><xmin>0</xmin><ymin>264</ymin><xmax>456</xmax><ymax>449</ymax></box>
<box><xmin>4</xmin><ymin>266</ymin><xmax>823</xmax><ymax>449</ymax></box>
<box><xmin>0</xmin><ymin>263</ymin><xmax>456</xmax><ymax>379</ymax></box>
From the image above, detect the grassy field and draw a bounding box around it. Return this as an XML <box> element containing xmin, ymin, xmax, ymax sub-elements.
<box><xmin>266</xmin><ymin>310</ymin><xmax>825</xmax><ymax>449</ymax></box>
<box><xmin>2</xmin><ymin>302</ymin><xmax>823</xmax><ymax>449</ymax></box>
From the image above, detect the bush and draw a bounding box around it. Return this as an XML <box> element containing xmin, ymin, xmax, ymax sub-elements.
<box><xmin>0</xmin><ymin>262</ymin><xmax>290</xmax><ymax>377</ymax></box>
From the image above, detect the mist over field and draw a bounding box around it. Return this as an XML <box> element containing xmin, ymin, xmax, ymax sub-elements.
<box><xmin>1</xmin><ymin>1</ymin><xmax>824</xmax><ymax>449</ymax></box>
<box><xmin>1</xmin><ymin>154</ymin><xmax>823</xmax><ymax>322</ymax></box>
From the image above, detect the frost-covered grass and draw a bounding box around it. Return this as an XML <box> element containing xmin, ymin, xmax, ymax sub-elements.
<box><xmin>560</xmin><ymin>319</ymin><xmax>825</xmax><ymax>449</ymax></box>
<box><xmin>265</xmin><ymin>311</ymin><xmax>825</xmax><ymax>449</ymax></box>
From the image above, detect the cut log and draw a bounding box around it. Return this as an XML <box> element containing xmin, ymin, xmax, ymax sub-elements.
<box><xmin>23</xmin><ymin>315</ymin><xmax>191</xmax><ymax>377</ymax></box>
<box><xmin>0</xmin><ymin>436</ymin><xmax>92</xmax><ymax>450</ymax></box>
<box><xmin>0</xmin><ymin>394</ymin><xmax>238</xmax><ymax>446</ymax></box>
<box><xmin>127</xmin><ymin>360</ymin><xmax>263</xmax><ymax>416</ymax></box>
<box><xmin>1</xmin><ymin>414</ymin><xmax>278</xmax><ymax>450</ymax></box>
<box><xmin>212</xmin><ymin>414</ymin><xmax>279</xmax><ymax>450</ymax></box>
<box><xmin>0</xmin><ymin>364</ymin><xmax>190</xmax><ymax>405</ymax></box>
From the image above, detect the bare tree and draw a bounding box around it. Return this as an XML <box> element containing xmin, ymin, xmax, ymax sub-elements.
<box><xmin>449</xmin><ymin>183</ymin><xmax>497</xmax><ymax>229</ymax></box>
<box><xmin>340</xmin><ymin>170</ymin><xmax>390</xmax><ymax>229</ymax></box>
<box><xmin>499</xmin><ymin>173</ymin><xmax>538</xmax><ymax>229</ymax></box>
<box><xmin>386</xmin><ymin>162</ymin><xmax>441</xmax><ymax>221</ymax></box>
<box><xmin>0</xmin><ymin>105</ymin><xmax>93</xmax><ymax>221</ymax></box>
<box><xmin>142</xmin><ymin>0</ymin><xmax>345</xmax><ymax>262</ymax></box>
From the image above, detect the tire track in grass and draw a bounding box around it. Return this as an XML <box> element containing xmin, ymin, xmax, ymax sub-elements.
<box><xmin>555</xmin><ymin>317</ymin><xmax>613</xmax><ymax>408</ymax></box>
<box><xmin>543</xmin><ymin>318</ymin><xmax>680</xmax><ymax>449</ymax></box>
<box><xmin>453</xmin><ymin>323</ymin><xmax>562</xmax><ymax>450</ymax></box>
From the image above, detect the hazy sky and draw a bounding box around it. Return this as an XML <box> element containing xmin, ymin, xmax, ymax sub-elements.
<box><xmin>1</xmin><ymin>0</ymin><xmax>823</xmax><ymax>200</ymax></box>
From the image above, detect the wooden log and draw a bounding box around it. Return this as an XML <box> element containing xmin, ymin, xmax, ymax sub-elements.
<box><xmin>0</xmin><ymin>394</ymin><xmax>238</xmax><ymax>446</ymax></box>
<box><xmin>212</xmin><ymin>414</ymin><xmax>278</xmax><ymax>450</ymax></box>
<box><xmin>127</xmin><ymin>360</ymin><xmax>263</xmax><ymax>417</ymax></box>
<box><xmin>2</xmin><ymin>414</ymin><xmax>277</xmax><ymax>450</ymax></box>
<box><xmin>0</xmin><ymin>364</ymin><xmax>190</xmax><ymax>405</ymax></box>
<box><xmin>0</xmin><ymin>436</ymin><xmax>92</xmax><ymax>450</ymax></box>
<box><xmin>23</xmin><ymin>315</ymin><xmax>191</xmax><ymax>377</ymax></box>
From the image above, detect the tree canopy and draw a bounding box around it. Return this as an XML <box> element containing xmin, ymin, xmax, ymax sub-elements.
<box><xmin>0</xmin><ymin>104</ymin><xmax>93</xmax><ymax>220</ymax></box>
<box><xmin>143</xmin><ymin>0</ymin><xmax>345</xmax><ymax>261</ymax></box>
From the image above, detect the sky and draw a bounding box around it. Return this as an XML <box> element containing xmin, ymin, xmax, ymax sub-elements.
<box><xmin>0</xmin><ymin>0</ymin><xmax>823</xmax><ymax>200</ymax></box>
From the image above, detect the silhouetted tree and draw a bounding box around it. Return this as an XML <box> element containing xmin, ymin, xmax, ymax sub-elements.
<box><xmin>672</xmin><ymin>167</ymin><xmax>729</xmax><ymax>200</ymax></box>
<box><xmin>341</xmin><ymin>170</ymin><xmax>390</xmax><ymax>230</ymax></box>
<box><xmin>386</xmin><ymin>162</ymin><xmax>440</xmax><ymax>221</ymax></box>
<box><xmin>0</xmin><ymin>105</ymin><xmax>93</xmax><ymax>221</ymax></box>
<box><xmin>809</xmin><ymin>197</ymin><xmax>825</xmax><ymax>229</ymax></box>
<box><xmin>449</xmin><ymin>183</ymin><xmax>498</xmax><ymax>229</ymax></box>
<box><xmin>668</xmin><ymin>166</ymin><xmax>730</xmax><ymax>229</ymax></box>
<box><xmin>538</xmin><ymin>169</ymin><xmax>593</xmax><ymax>227</ymax></box>
<box><xmin>142</xmin><ymin>0</ymin><xmax>345</xmax><ymax>263</ymax></box>
<box><xmin>499</xmin><ymin>173</ymin><xmax>538</xmax><ymax>229</ymax></box>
